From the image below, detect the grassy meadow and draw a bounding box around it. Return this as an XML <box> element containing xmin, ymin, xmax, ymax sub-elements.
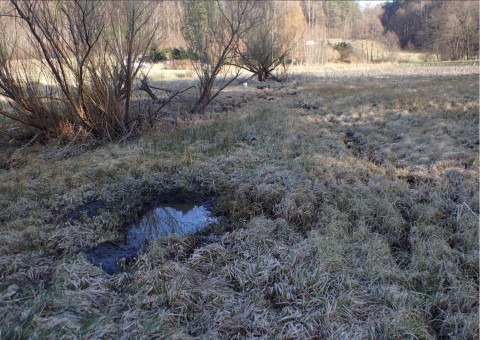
<box><xmin>0</xmin><ymin>63</ymin><xmax>478</xmax><ymax>338</ymax></box>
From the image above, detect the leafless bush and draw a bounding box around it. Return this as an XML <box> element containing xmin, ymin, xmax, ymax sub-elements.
<box><xmin>235</xmin><ymin>2</ymin><xmax>303</xmax><ymax>82</ymax></box>
<box><xmin>182</xmin><ymin>0</ymin><xmax>259</xmax><ymax>113</ymax></box>
<box><xmin>0</xmin><ymin>0</ymin><xmax>159</xmax><ymax>141</ymax></box>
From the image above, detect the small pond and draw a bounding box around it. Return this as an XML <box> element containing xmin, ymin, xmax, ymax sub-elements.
<box><xmin>80</xmin><ymin>202</ymin><xmax>218</xmax><ymax>274</ymax></box>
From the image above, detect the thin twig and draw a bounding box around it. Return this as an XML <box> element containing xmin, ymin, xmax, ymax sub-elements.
<box><xmin>151</xmin><ymin>85</ymin><xmax>195</xmax><ymax>116</ymax></box>
<box><xmin>62</xmin><ymin>127</ymin><xmax>82</xmax><ymax>150</ymax></box>
<box><xmin>118</xmin><ymin>120</ymin><xmax>138</xmax><ymax>144</ymax></box>
<box><xmin>148</xmin><ymin>85</ymin><xmax>173</xmax><ymax>94</ymax></box>
<box><xmin>462</xmin><ymin>202</ymin><xmax>478</xmax><ymax>216</ymax></box>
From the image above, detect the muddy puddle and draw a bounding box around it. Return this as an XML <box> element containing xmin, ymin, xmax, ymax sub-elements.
<box><xmin>80</xmin><ymin>202</ymin><xmax>217</xmax><ymax>274</ymax></box>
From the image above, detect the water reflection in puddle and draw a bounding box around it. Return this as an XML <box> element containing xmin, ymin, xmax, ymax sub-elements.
<box><xmin>80</xmin><ymin>202</ymin><xmax>218</xmax><ymax>274</ymax></box>
<box><xmin>127</xmin><ymin>203</ymin><xmax>218</xmax><ymax>248</ymax></box>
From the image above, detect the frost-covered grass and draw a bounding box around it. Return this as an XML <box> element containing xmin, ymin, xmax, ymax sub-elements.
<box><xmin>0</xmin><ymin>64</ymin><xmax>478</xmax><ymax>338</ymax></box>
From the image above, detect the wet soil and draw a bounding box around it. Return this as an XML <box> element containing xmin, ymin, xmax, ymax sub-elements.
<box><xmin>79</xmin><ymin>241</ymin><xmax>139</xmax><ymax>274</ymax></box>
<box><xmin>67</xmin><ymin>200</ymin><xmax>106</xmax><ymax>221</ymax></box>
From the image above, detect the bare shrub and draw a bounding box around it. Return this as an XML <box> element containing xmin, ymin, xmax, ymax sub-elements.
<box><xmin>182</xmin><ymin>0</ymin><xmax>259</xmax><ymax>113</ymax></box>
<box><xmin>0</xmin><ymin>0</ymin><xmax>159</xmax><ymax>141</ymax></box>
<box><xmin>235</xmin><ymin>1</ymin><xmax>304</xmax><ymax>81</ymax></box>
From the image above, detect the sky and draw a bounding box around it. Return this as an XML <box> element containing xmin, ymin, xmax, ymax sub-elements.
<box><xmin>356</xmin><ymin>0</ymin><xmax>386</xmax><ymax>11</ymax></box>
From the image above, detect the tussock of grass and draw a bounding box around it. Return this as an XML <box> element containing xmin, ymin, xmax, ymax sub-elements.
<box><xmin>0</xmin><ymin>64</ymin><xmax>478</xmax><ymax>338</ymax></box>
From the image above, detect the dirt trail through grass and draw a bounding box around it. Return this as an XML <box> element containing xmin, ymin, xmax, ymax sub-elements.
<box><xmin>0</xmin><ymin>66</ymin><xmax>478</xmax><ymax>338</ymax></box>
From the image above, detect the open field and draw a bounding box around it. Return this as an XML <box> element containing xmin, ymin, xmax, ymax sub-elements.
<box><xmin>0</xmin><ymin>64</ymin><xmax>478</xmax><ymax>338</ymax></box>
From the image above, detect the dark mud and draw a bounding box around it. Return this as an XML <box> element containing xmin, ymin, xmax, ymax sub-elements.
<box><xmin>79</xmin><ymin>241</ymin><xmax>139</xmax><ymax>274</ymax></box>
<box><xmin>67</xmin><ymin>200</ymin><xmax>106</xmax><ymax>221</ymax></box>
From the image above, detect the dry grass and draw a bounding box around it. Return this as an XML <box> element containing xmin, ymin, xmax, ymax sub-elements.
<box><xmin>0</xmin><ymin>64</ymin><xmax>478</xmax><ymax>338</ymax></box>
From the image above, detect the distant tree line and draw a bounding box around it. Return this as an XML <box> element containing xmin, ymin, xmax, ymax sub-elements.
<box><xmin>87</xmin><ymin>0</ymin><xmax>476</xmax><ymax>66</ymax></box>
<box><xmin>300</xmin><ymin>0</ymin><xmax>478</xmax><ymax>62</ymax></box>
<box><xmin>381</xmin><ymin>0</ymin><xmax>479</xmax><ymax>60</ymax></box>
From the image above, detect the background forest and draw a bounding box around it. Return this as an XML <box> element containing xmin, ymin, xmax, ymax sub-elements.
<box><xmin>150</xmin><ymin>0</ymin><xmax>479</xmax><ymax>63</ymax></box>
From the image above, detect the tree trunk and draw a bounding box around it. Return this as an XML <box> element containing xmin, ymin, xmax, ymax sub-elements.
<box><xmin>257</xmin><ymin>71</ymin><xmax>265</xmax><ymax>82</ymax></box>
